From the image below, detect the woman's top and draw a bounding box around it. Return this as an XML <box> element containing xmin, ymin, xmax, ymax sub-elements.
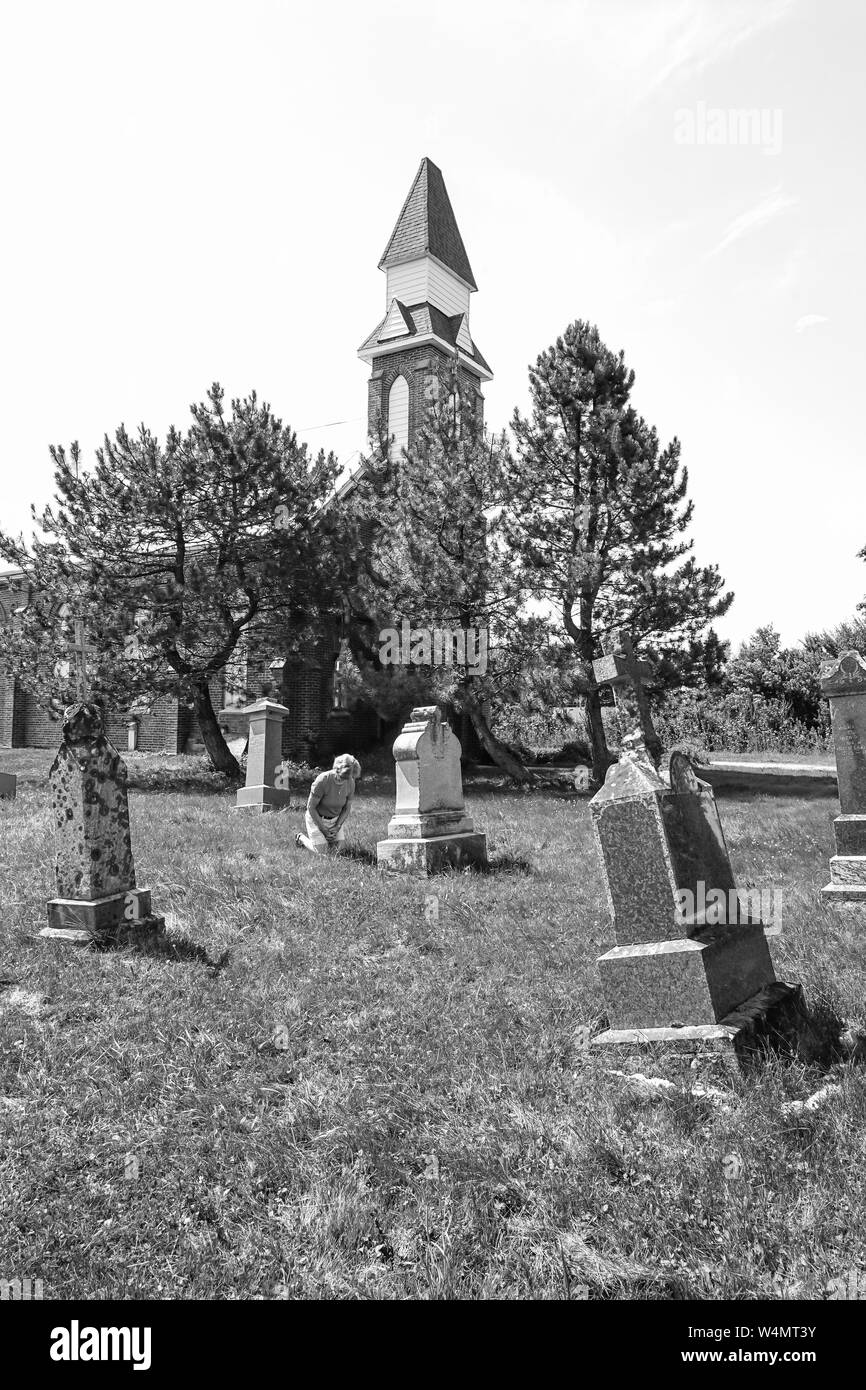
<box><xmin>308</xmin><ymin>770</ymin><xmax>355</xmax><ymax>819</ymax></box>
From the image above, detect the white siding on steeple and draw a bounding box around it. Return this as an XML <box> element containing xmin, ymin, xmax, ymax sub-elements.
<box><xmin>379</xmin><ymin>299</ymin><xmax>413</xmax><ymax>342</ymax></box>
<box><xmin>455</xmin><ymin>313</ymin><xmax>474</xmax><ymax>353</ymax></box>
<box><xmin>386</xmin><ymin>259</ymin><xmax>428</xmax><ymax>308</ymax></box>
<box><xmin>427</xmin><ymin>259</ymin><xmax>470</xmax><ymax>317</ymax></box>
<box><xmin>388</xmin><ymin>375</ymin><xmax>409</xmax><ymax>461</ymax></box>
<box><xmin>385</xmin><ymin>256</ymin><xmax>471</xmax><ymax>319</ymax></box>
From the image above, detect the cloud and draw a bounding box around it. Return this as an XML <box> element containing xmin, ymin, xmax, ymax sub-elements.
<box><xmin>795</xmin><ymin>314</ymin><xmax>829</xmax><ymax>333</ymax></box>
<box><xmin>641</xmin><ymin>0</ymin><xmax>797</xmax><ymax>99</ymax></box>
<box><xmin>705</xmin><ymin>185</ymin><xmax>798</xmax><ymax>259</ymax></box>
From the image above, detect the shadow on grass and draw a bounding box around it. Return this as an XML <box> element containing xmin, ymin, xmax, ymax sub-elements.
<box><xmin>131</xmin><ymin>936</ymin><xmax>233</xmax><ymax>972</ymax></box>
<box><xmin>479</xmin><ymin>853</ymin><xmax>535</xmax><ymax>876</ymax></box>
<box><xmin>126</xmin><ymin>771</ymin><xmax>241</xmax><ymax>797</ymax></box>
<box><xmin>339</xmin><ymin>844</ymin><xmax>380</xmax><ymax>866</ymax></box>
<box><xmin>735</xmin><ymin>985</ymin><xmax>852</xmax><ymax>1073</ymax></box>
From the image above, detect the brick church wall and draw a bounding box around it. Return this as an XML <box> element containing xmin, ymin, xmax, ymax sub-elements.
<box><xmin>367</xmin><ymin>346</ymin><xmax>484</xmax><ymax>445</ymax></box>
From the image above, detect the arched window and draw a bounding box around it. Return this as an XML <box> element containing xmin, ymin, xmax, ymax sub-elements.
<box><xmin>388</xmin><ymin>375</ymin><xmax>409</xmax><ymax>461</ymax></box>
<box><xmin>447</xmin><ymin>382</ymin><xmax>463</xmax><ymax>440</ymax></box>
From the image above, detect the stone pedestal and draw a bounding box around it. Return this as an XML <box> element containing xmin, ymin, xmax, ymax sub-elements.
<box><xmin>0</xmin><ymin>770</ymin><xmax>16</xmax><ymax>800</ymax></box>
<box><xmin>821</xmin><ymin>652</ymin><xmax>866</xmax><ymax>906</ymax></box>
<box><xmin>40</xmin><ymin>703</ymin><xmax>165</xmax><ymax>948</ymax></box>
<box><xmin>377</xmin><ymin>705</ymin><xmax>487</xmax><ymax>874</ymax></box>
<box><xmin>228</xmin><ymin>699</ymin><xmax>292</xmax><ymax>812</ymax></box>
<box><xmin>590</xmin><ymin>746</ymin><xmax>793</xmax><ymax>1061</ymax></box>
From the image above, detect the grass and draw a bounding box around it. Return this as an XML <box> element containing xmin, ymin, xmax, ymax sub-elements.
<box><xmin>1</xmin><ymin>750</ymin><xmax>865</xmax><ymax>1300</ymax></box>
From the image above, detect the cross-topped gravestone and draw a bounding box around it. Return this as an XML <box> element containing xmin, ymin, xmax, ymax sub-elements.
<box><xmin>71</xmin><ymin>615</ymin><xmax>91</xmax><ymax>701</ymax></box>
<box><xmin>821</xmin><ymin>650</ymin><xmax>866</xmax><ymax>906</ymax></box>
<box><xmin>377</xmin><ymin>705</ymin><xmax>487</xmax><ymax>874</ymax></box>
<box><xmin>593</xmin><ymin>629</ymin><xmax>662</xmax><ymax>767</ymax></box>
<box><xmin>41</xmin><ymin>702</ymin><xmax>164</xmax><ymax>947</ymax></box>
<box><xmin>589</xmin><ymin>743</ymin><xmax>799</xmax><ymax>1063</ymax></box>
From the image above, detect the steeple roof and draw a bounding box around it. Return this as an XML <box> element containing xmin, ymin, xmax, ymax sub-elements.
<box><xmin>378</xmin><ymin>157</ymin><xmax>477</xmax><ymax>291</ymax></box>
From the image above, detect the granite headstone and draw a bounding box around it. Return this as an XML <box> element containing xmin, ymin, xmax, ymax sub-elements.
<box><xmin>41</xmin><ymin>702</ymin><xmax>164</xmax><ymax>946</ymax></box>
<box><xmin>590</xmin><ymin>740</ymin><xmax>794</xmax><ymax>1054</ymax></box>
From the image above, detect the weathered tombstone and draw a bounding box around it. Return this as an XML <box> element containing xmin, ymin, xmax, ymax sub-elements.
<box><xmin>821</xmin><ymin>651</ymin><xmax>866</xmax><ymax>905</ymax></box>
<box><xmin>593</xmin><ymin>629</ymin><xmax>662</xmax><ymax>768</ymax></box>
<box><xmin>572</xmin><ymin>765</ymin><xmax>591</xmax><ymax>792</ymax></box>
<box><xmin>230</xmin><ymin>699</ymin><xmax>292</xmax><ymax>812</ymax></box>
<box><xmin>590</xmin><ymin>739</ymin><xmax>798</xmax><ymax>1059</ymax></box>
<box><xmin>377</xmin><ymin>705</ymin><xmax>487</xmax><ymax>874</ymax></box>
<box><xmin>0</xmin><ymin>770</ymin><xmax>16</xmax><ymax>800</ymax></box>
<box><xmin>41</xmin><ymin>702</ymin><xmax>165</xmax><ymax>947</ymax></box>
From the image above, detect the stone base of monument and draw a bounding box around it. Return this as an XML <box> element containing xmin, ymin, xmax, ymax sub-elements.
<box><xmin>822</xmin><ymin>884</ymin><xmax>866</xmax><ymax>904</ymax></box>
<box><xmin>597</xmin><ymin>923</ymin><xmax>776</xmax><ymax>1031</ymax></box>
<box><xmin>233</xmin><ymin>784</ymin><xmax>293</xmax><ymax>813</ymax></box>
<box><xmin>40</xmin><ymin>887</ymin><xmax>165</xmax><ymax>948</ymax></box>
<box><xmin>818</xmin><ymin>814</ymin><xmax>866</xmax><ymax>903</ymax></box>
<box><xmin>592</xmin><ymin>981</ymin><xmax>807</xmax><ymax>1071</ymax></box>
<box><xmin>377</xmin><ymin>808</ymin><xmax>488</xmax><ymax>875</ymax></box>
<box><xmin>377</xmin><ymin>831</ymin><xmax>488</xmax><ymax>875</ymax></box>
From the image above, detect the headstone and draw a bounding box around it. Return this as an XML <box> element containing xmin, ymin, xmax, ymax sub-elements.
<box><xmin>229</xmin><ymin>699</ymin><xmax>292</xmax><ymax>812</ymax></box>
<box><xmin>572</xmin><ymin>765</ymin><xmax>591</xmax><ymax>792</ymax></box>
<box><xmin>821</xmin><ymin>651</ymin><xmax>866</xmax><ymax>905</ymax></box>
<box><xmin>70</xmin><ymin>615</ymin><xmax>93</xmax><ymax>701</ymax></box>
<box><xmin>41</xmin><ymin>702</ymin><xmax>165</xmax><ymax>947</ymax></box>
<box><xmin>377</xmin><ymin>705</ymin><xmax>487</xmax><ymax>874</ymax></box>
<box><xmin>0</xmin><ymin>771</ymin><xmax>16</xmax><ymax>800</ymax></box>
<box><xmin>593</xmin><ymin>629</ymin><xmax>662</xmax><ymax>767</ymax></box>
<box><xmin>590</xmin><ymin>740</ymin><xmax>797</xmax><ymax>1058</ymax></box>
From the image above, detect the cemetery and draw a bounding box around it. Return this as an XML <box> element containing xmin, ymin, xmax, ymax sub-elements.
<box><xmin>0</xmin><ymin>11</ymin><xmax>864</xmax><ymax>1316</ymax></box>
<box><xmin>1</xmin><ymin>658</ymin><xmax>865</xmax><ymax>1298</ymax></box>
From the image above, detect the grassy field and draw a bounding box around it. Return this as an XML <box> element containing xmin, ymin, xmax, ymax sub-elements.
<box><xmin>1</xmin><ymin>749</ymin><xmax>865</xmax><ymax>1301</ymax></box>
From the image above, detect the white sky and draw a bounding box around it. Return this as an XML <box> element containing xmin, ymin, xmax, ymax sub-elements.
<box><xmin>1</xmin><ymin>0</ymin><xmax>862</xmax><ymax>650</ymax></box>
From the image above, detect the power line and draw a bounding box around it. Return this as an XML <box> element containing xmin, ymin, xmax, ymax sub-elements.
<box><xmin>296</xmin><ymin>414</ymin><xmax>364</xmax><ymax>432</ymax></box>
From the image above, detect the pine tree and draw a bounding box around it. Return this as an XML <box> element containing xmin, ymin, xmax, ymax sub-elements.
<box><xmin>0</xmin><ymin>385</ymin><xmax>358</xmax><ymax>777</ymax></box>
<box><xmin>507</xmin><ymin>320</ymin><xmax>733</xmax><ymax>781</ymax></box>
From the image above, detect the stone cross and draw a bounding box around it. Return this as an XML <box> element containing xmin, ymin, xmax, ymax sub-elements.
<box><xmin>41</xmin><ymin>702</ymin><xmax>164</xmax><ymax>946</ymax></box>
<box><xmin>228</xmin><ymin>698</ymin><xmax>292</xmax><ymax>812</ymax></box>
<box><xmin>588</xmin><ymin>747</ymin><xmax>793</xmax><ymax>1058</ymax></box>
<box><xmin>592</xmin><ymin>629</ymin><xmax>662</xmax><ymax>768</ymax></box>
<box><xmin>821</xmin><ymin>650</ymin><xmax>866</xmax><ymax>905</ymax></box>
<box><xmin>377</xmin><ymin>704</ymin><xmax>487</xmax><ymax>874</ymax></box>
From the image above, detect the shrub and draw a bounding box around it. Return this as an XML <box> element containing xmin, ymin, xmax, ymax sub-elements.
<box><xmin>654</xmin><ymin>688</ymin><xmax>832</xmax><ymax>754</ymax></box>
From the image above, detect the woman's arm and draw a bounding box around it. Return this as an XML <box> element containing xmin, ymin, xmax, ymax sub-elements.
<box><xmin>306</xmin><ymin>782</ymin><xmax>331</xmax><ymax>836</ymax></box>
<box><xmin>333</xmin><ymin>795</ymin><xmax>354</xmax><ymax>831</ymax></box>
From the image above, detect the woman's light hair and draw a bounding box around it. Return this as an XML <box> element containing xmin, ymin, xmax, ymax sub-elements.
<box><xmin>333</xmin><ymin>754</ymin><xmax>361</xmax><ymax>777</ymax></box>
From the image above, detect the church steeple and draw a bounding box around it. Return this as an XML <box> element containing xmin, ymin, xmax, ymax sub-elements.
<box><xmin>359</xmin><ymin>158</ymin><xmax>492</xmax><ymax>458</ymax></box>
<box><xmin>378</xmin><ymin>156</ymin><xmax>477</xmax><ymax>290</ymax></box>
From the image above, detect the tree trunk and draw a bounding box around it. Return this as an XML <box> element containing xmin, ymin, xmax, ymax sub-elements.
<box><xmin>585</xmin><ymin>685</ymin><xmax>615</xmax><ymax>787</ymax></box>
<box><xmin>193</xmin><ymin>676</ymin><xmax>241</xmax><ymax>780</ymax></box>
<box><xmin>464</xmin><ymin>697</ymin><xmax>537</xmax><ymax>784</ymax></box>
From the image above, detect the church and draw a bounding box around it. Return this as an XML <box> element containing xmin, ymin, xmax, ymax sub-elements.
<box><xmin>0</xmin><ymin>157</ymin><xmax>492</xmax><ymax>761</ymax></box>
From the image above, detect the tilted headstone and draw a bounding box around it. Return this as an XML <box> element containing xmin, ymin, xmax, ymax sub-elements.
<box><xmin>590</xmin><ymin>741</ymin><xmax>794</xmax><ymax>1053</ymax></box>
<box><xmin>593</xmin><ymin>630</ymin><xmax>662</xmax><ymax>768</ymax></box>
<box><xmin>229</xmin><ymin>699</ymin><xmax>292</xmax><ymax>812</ymax></box>
<box><xmin>41</xmin><ymin>702</ymin><xmax>165</xmax><ymax>946</ymax></box>
<box><xmin>377</xmin><ymin>705</ymin><xmax>487</xmax><ymax>874</ymax></box>
<box><xmin>821</xmin><ymin>651</ymin><xmax>866</xmax><ymax>905</ymax></box>
<box><xmin>0</xmin><ymin>770</ymin><xmax>16</xmax><ymax>800</ymax></box>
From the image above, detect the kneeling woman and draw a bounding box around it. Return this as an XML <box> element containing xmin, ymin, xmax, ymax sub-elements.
<box><xmin>296</xmin><ymin>754</ymin><xmax>361</xmax><ymax>854</ymax></box>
